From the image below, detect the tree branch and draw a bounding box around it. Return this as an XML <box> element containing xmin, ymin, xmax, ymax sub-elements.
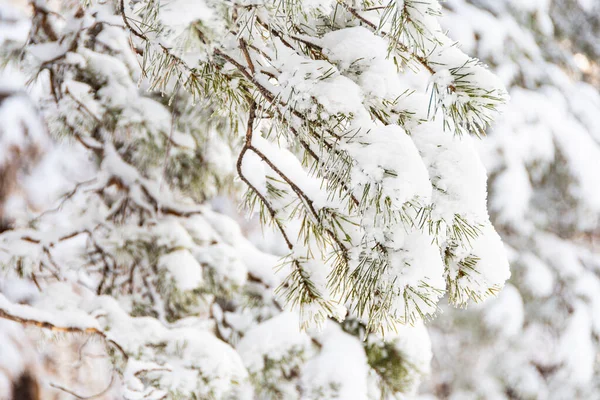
<box><xmin>0</xmin><ymin>308</ymin><xmax>128</xmax><ymax>360</ymax></box>
<box><xmin>49</xmin><ymin>374</ymin><xmax>115</xmax><ymax>399</ymax></box>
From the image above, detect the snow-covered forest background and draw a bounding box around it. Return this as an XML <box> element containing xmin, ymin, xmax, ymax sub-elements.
<box><xmin>0</xmin><ymin>0</ymin><xmax>599</xmax><ymax>399</ymax></box>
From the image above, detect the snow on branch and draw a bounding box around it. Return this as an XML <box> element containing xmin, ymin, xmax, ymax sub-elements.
<box><xmin>0</xmin><ymin>0</ymin><xmax>511</xmax><ymax>398</ymax></box>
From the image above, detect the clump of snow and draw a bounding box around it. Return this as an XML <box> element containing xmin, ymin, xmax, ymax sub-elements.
<box><xmin>383</xmin><ymin>228</ymin><xmax>445</xmax><ymax>323</ymax></box>
<box><xmin>237</xmin><ymin>312</ymin><xmax>313</xmax><ymax>373</ymax></box>
<box><xmin>158</xmin><ymin>249</ymin><xmax>203</xmax><ymax>291</ymax></box>
<box><xmin>321</xmin><ymin>26</ymin><xmax>388</xmax><ymax>70</ymax></box>
<box><xmin>412</xmin><ymin>120</ymin><xmax>489</xmax><ymax>226</ymax></box>
<box><xmin>301</xmin><ymin>323</ymin><xmax>369</xmax><ymax>399</ymax></box>
<box><xmin>344</xmin><ymin>124</ymin><xmax>432</xmax><ymax>209</ymax></box>
<box><xmin>520</xmin><ymin>253</ymin><xmax>554</xmax><ymax>298</ymax></box>
<box><xmin>483</xmin><ymin>284</ymin><xmax>524</xmax><ymax>337</ymax></box>
<box><xmin>386</xmin><ymin>320</ymin><xmax>433</xmax><ymax>393</ymax></box>
<box><xmin>559</xmin><ymin>303</ymin><xmax>594</xmax><ymax>385</ymax></box>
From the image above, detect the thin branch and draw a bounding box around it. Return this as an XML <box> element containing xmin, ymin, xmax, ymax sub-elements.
<box><xmin>236</xmin><ymin>101</ymin><xmax>295</xmax><ymax>249</ymax></box>
<box><xmin>50</xmin><ymin>373</ymin><xmax>115</xmax><ymax>399</ymax></box>
<box><xmin>0</xmin><ymin>308</ymin><xmax>128</xmax><ymax>360</ymax></box>
<box><xmin>239</xmin><ymin>38</ymin><xmax>255</xmax><ymax>74</ymax></box>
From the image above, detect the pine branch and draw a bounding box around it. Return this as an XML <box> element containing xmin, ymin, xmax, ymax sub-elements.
<box><xmin>336</xmin><ymin>1</ymin><xmax>437</xmax><ymax>75</ymax></box>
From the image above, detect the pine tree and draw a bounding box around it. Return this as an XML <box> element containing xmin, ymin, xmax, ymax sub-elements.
<box><xmin>0</xmin><ymin>0</ymin><xmax>510</xmax><ymax>398</ymax></box>
<box><xmin>425</xmin><ymin>1</ymin><xmax>600</xmax><ymax>399</ymax></box>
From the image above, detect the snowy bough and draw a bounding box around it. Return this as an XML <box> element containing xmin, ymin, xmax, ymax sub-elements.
<box><xmin>0</xmin><ymin>0</ymin><xmax>509</xmax><ymax>398</ymax></box>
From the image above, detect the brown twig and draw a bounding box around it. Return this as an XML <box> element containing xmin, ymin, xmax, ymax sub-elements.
<box><xmin>0</xmin><ymin>308</ymin><xmax>128</xmax><ymax>360</ymax></box>
<box><xmin>236</xmin><ymin>101</ymin><xmax>295</xmax><ymax>249</ymax></box>
<box><xmin>239</xmin><ymin>38</ymin><xmax>255</xmax><ymax>74</ymax></box>
<box><xmin>49</xmin><ymin>374</ymin><xmax>115</xmax><ymax>399</ymax></box>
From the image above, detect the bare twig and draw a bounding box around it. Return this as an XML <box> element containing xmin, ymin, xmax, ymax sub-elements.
<box><xmin>50</xmin><ymin>373</ymin><xmax>115</xmax><ymax>399</ymax></box>
<box><xmin>0</xmin><ymin>308</ymin><xmax>128</xmax><ymax>360</ymax></box>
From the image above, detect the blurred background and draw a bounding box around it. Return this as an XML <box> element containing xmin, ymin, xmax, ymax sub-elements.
<box><xmin>425</xmin><ymin>1</ymin><xmax>600</xmax><ymax>399</ymax></box>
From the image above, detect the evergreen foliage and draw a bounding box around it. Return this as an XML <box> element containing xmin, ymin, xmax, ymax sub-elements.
<box><xmin>0</xmin><ymin>0</ymin><xmax>511</xmax><ymax>398</ymax></box>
